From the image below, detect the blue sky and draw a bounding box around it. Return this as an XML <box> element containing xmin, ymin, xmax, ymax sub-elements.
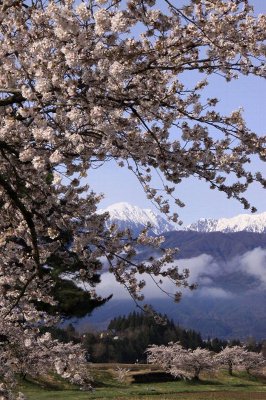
<box><xmin>87</xmin><ymin>0</ymin><xmax>266</xmax><ymax>225</ymax></box>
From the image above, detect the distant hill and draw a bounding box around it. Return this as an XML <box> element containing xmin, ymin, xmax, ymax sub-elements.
<box><xmin>162</xmin><ymin>230</ymin><xmax>266</xmax><ymax>261</ymax></box>
<box><xmin>77</xmin><ymin>292</ymin><xmax>266</xmax><ymax>341</ymax></box>
<box><xmin>82</xmin><ymin>312</ymin><xmax>208</xmax><ymax>363</ymax></box>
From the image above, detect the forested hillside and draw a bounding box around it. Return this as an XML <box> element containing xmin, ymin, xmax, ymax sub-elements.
<box><xmin>53</xmin><ymin>313</ymin><xmax>264</xmax><ymax>364</ymax></box>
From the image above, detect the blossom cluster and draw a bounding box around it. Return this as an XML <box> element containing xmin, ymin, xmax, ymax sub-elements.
<box><xmin>147</xmin><ymin>344</ymin><xmax>265</xmax><ymax>379</ymax></box>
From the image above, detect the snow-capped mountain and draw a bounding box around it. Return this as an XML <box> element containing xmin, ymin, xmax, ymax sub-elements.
<box><xmin>98</xmin><ymin>202</ymin><xmax>176</xmax><ymax>236</ymax></box>
<box><xmin>186</xmin><ymin>212</ymin><xmax>266</xmax><ymax>233</ymax></box>
<box><xmin>99</xmin><ymin>203</ymin><xmax>266</xmax><ymax>234</ymax></box>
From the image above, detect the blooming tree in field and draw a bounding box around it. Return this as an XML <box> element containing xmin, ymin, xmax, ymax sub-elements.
<box><xmin>237</xmin><ymin>349</ymin><xmax>265</xmax><ymax>375</ymax></box>
<box><xmin>215</xmin><ymin>346</ymin><xmax>266</xmax><ymax>376</ymax></box>
<box><xmin>171</xmin><ymin>347</ymin><xmax>216</xmax><ymax>380</ymax></box>
<box><xmin>147</xmin><ymin>343</ymin><xmax>183</xmax><ymax>371</ymax></box>
<box><xmin>214</xmin><ymin>345</ymin><xmax>246</xmax><ymax>375</ymax></box>
<box><xmin>243</xmin><ymin>351</ymin><xmax>265</xmax><ymax>374</ymax></box>
<box><xmin>147</xmin><ymin>343</ymin><xmax>266</xmax><ymax>379</ymax></box>
<box><xmin>147</xmin><ymin>343</ymin><xmax>215</xmax><ymax>380</ymax></box>
<box><xmin>0</xmin><ymin>0</ymin><xmax>265</xmax><ymax>397</ymax></box>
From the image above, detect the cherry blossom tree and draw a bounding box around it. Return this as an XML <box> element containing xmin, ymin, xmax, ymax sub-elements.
<box><xmin>214</xmin><ymin>346</ymin><xmax>246</xmax><ymax>375</ymax></box>
<box><xmin>147</xmin><ymin>343</ymin><xmax>182</xmax><ymax>372</ymax></box>
<box><xmin>0</xmin><ymin>0</ymin><xmax>265</xmax><ymax>397</ymax></box>
<box><xmin>215</xmin><ymin>346</ymin><xmax>266</xmax><ymax>376</ymax></box>
<box><xmin>238</xmin><ymin>350</ymin><xmax>265</xmax><ymax>375</ymax></box>
<box><xmin>171</xmin><ymin>348</ymin><xmax>216</xmax><ymax>380</ymax></box>
<box><xmin>147</xmin><ymin>343</ymin><xmax>216</xmax><ymax>380</ymax></box>
<box><xmin>147</xmin><ymin>344</ymin><xmax>265</xmax><ymax>380</ymax></box>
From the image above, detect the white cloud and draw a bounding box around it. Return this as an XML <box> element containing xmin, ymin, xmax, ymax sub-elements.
<box><xmin>96</xmin><ymin>271</ymin><xmax>176</xmax><ymax>300</ymax></box>
<box><xmin>92</xmin><ymin>248</ymin><xmax>266</xmax><ymax>301</ymax></box>
<box><xmin>95</xmin><ymin>254</ymin><xmax>220</xmax><ymax>300</ymax></box>
<box><xmin>96</xmin><ymin>272</ymin><xmax>129</xmax><ymax>299</ymax></box>
<box><xmin>198</xmin><ymin>287</ymin><xmax>234</xmax><ymax>298</ymax></box>
<box><xmin>199</xmin><ymin>276</ymin><xmax>213</xmax><ymax>285</ymax></box>
<box><xmin>239</xmin><ymin>247</ymin><xmax>266</xmax><ymax>286</ymax></box>
<box><xmin>177</xmin><ymin>254</ymin><xmax>219</xmax><ymax>282</ymax></box>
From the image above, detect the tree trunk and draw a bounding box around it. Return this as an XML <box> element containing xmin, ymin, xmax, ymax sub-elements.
<box><xmin>228</xmin><ymin>362</ymin><xmax>233</xmax><ymax>376</ymax></box>
<box><xmin>193</xmin><ymin>367</ymin><xmax>200</xmax><ymax>380</ymax></box>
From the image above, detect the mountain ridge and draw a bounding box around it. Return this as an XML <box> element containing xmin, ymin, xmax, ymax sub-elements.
<box><xmin>98</xmin><ymin>202</ymin><xmax>176</xmax><ymax>235</ymax></box>
<box><xmin>99</xmin><ymin>202</ymin><xmax>266</xmax><ymax>235</ymax></box>
<box><xmin>186</xmin><ymin>212</ymin><xmax>266</xmax><ymax>233</ymax></box>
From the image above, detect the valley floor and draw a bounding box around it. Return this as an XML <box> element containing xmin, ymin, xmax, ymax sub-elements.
<box><xmin>19</xmin><ymin>364</ymin><xmax>266</xmax><ymax>400</ymax></box>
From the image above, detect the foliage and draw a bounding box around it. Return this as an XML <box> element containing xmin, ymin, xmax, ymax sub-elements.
<box><xmin>241</xmin><ymin>350</ymin><xmax>265</xmax><ymax>374</ymax></box>
<box><xmin>215</xmin><ymin>346</ymin><xmax>266</xmax><ymax>376</ymax></box>
<box><xmin>171</xmin><ymin>348</ymin><xmax>216</xmax><ymax>380</ymax></box>
<box><xmin>147</xmin><ymin>343</ymin><xmax>216</xmax><ymax>380</ymax></box>
<box><xmin>44</xmin><ymin>313</ymin><xmax>264</xmax><ymax>364</ymax></box>
<box><xmin>0</xmin><ymin>0</ymin><xmax>265</xmax><ymax>397</ymax></box>
<box><xmin>215</xmin><ymin>346</ymin><xmax>246</xmax><ymax>375</ymax></box>
<box><xmin>82</xmin><ymin>312</ymin><xmax>214</xmax><ymax>363</ymax></box>
<box><xmin>113</xmin><ymin>367</ymin><xmax>131</xmax><ymax>383</ymax></box>
<box><xmin>147</xmin><ymin>343</ymin><xmax>265</xmax><ymax>380</ymax></box>
<box><xmin>82</xmin><ymin>312</ymin><xmax>261</xmax><ymax>363</ymax></box>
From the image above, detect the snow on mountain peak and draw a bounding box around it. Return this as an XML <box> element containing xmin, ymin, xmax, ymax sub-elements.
<box><xmin>99</xmin><ymin>203</ymin><xmax>266</xmax><ymax>234</ymax></box>
<box><xmin>186</xmin><ymin>212</ymin><xmax>266</xmax><ymax>233</ymax></box>
<box><xmin>98</xmin><ymin>202</ymin><xmax>176</xmax><ymax>235</ymax></box>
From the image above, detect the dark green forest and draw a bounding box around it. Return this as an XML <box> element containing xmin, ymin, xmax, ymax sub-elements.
<box><xmin>47</xmin><ymin>312</ymin><xmax>264</xmax><ymax>364</ymax></box>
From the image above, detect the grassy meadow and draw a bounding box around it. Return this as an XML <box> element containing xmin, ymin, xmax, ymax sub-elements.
<box><xmin>18</xmin><ymin>363</ymin><xmax>266</xmax><ymax>400</ymax></box>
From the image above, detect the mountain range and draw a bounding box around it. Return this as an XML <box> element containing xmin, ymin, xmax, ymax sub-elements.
<box><xmin>85</xmin><ymin>203</ymin><xmax>266</xmax><ymax>340</ymax></box>
<box><xmin>186</xmin><ymin>213</ymin><xmax>266</xmax><ymax>234</ymax></box>
<box><xmin>99</xmin><ymin>202</ymin><xmax>266</xmax><ymax>235</ymax></box>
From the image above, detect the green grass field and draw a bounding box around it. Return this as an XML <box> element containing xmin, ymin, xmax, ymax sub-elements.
<box><xmin>18</xmin><ymin>364</ymin><xmax>266</xmax><ymax>400</ymax></box>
